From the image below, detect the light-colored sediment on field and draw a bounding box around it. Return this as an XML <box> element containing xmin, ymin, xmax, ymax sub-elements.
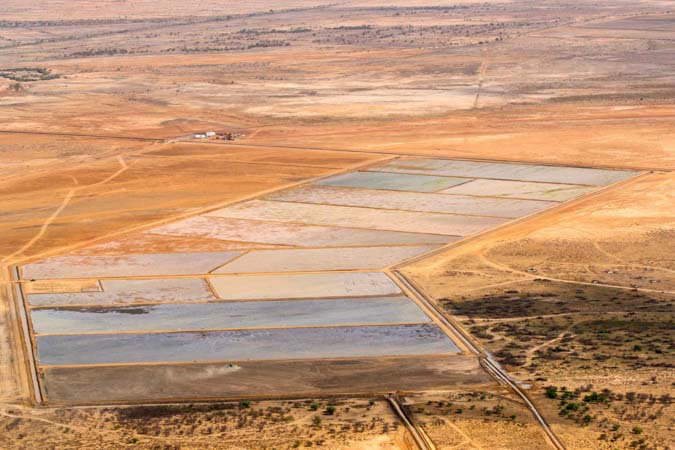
<box><xmin>27</xmin><ymin>278</ymin><xmax>215</xmax><ymax>307</ymax></box>
<box><xmin>23</xmin><ymin>279</ymin><xmax>102</xmax><ymax>295</ymax></box>
<box><xmin>440</xmin><ymin>179</ymin><xmax>598</xmax><ymax>202</ymax></box>
<box><xmin>22</xmin><ymin>252</ymin><xmax>243</xmax><ymax>280</ymax></box>
<box><xmin>208</xmin><ymin>272</ymin><xmax>402</xmax><ymax>300</ymax></box>
<box><xmin>268</xmin><ymin>184</ymin><xmax>556</xmax><ymax>217</ymax></box>
<box><xmin>213</xmin><ymin>245</ymin><xmax>439</xmax><ymax>273</ymax></box>
<box><xmin>207</xmin><ymin>199</ymin><xmax>509</xmax><ymax>236</ymax></box>
<box><xmin>149</xmin><ymin>216</ymin><xmax>451</xmax><ymax>247</ymax></box>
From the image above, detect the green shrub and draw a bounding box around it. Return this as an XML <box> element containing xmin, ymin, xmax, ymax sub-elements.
<box><xmin>545</xmin><ymin>386</ymin><xmax>559</xmax><ymax>399</ymax></box>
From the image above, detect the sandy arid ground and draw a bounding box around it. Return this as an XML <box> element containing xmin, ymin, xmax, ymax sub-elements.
<box><xmin>403</xmin><ymin>170</ymin><xmax>674</xmax><ymax>449</ymax></box>
<box><xmin>0</xmin><ymin>0</ymin><xmax>673</xmax><ymax>449</ymax></box>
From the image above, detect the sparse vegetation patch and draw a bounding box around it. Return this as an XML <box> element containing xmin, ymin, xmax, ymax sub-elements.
<box><xmin>0</xmin><ymin>67</ymin><xmax>59</xmax><ymax>82</ymax></box>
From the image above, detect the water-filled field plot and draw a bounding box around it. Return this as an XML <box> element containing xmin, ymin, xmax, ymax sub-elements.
<box><xmin>17</xmin><ymin>157</ymin><xmax>638</xmax><ymax>403</ymax></box>
<box><xmin>38</xmin><ymin>324</ymin><xmax>456</xmax><ymax>366</ymax></box>
<box><xmin>440</xmin><ymin>179</ymin><xmax>597</xmax><ymax>201</ymax></box>
<box><xmin>31</xmin><ymin>296</ymin><xmax>430</xmax><ymax>335</ymax></box>
<box><xmin>22</xmin><ymin>251</ymin><xmax>242</xmax><ymax>279</ymax></box>
<box><xmin>267</xmin><ymin>185</ymin><xmax>555</xmax><ymax>217</ymax></box>
<box><xmin>316</xmin><ymin>170</ymin><xmax>468</xmax><ymax>192</ymax></box>
<box><xmin>371</xmin><ymin>158</ymin><xmax>638</xmax><ymax>185</ymax></box>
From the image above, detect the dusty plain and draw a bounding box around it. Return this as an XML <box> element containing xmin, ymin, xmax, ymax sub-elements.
<box><xmin>0</xmin><ymin>0</ymin><xmax>673</xmax><ymax>449</ymax></box>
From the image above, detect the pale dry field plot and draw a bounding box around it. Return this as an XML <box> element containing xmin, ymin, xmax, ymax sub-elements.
<box><xmin>16</xmin><ymin>157</ymin><xmax>637</xmax><ymax>404</ymax></box>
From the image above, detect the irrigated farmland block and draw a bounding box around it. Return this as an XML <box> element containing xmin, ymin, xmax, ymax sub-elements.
<box><xmin>440</xmin><ymin>179</ymin><xmax>597</xmax><ymax>201</ymax></box>
<box><xmin>208</xmin><ymin>272</ymin><xmax>401</xmax><ymax>300</ymax></box>
<box><xmin>208</xmin><ymin>200</ymin><xmax>507</xmax><ymax>236</ymax></box>
<box><xmin>27</xmin><ymin>278</ymin><xmax>215</xmax><ymax>307</ymax></box>
<box><xmin>30</xmin><ymin>296</ymin><xmax>430</xmax><ymax>335</ymax></box>
<box><xmin>371</xmin><ymin>158</ymin><xmax>638</xmax><ymax>186</ymax></box>
<box><xmin>37</xmin><ymin>324</ymin><xmax>458</xmax><ymax>366</ymax></box>
<box><xmin>213</xmin><ymin>245</ymin><xmax>438</xmax><ymax>273</ymax></box>
<box><xmin>22</xmin><ymin>252</ymin><xmax>242</xmax><ymax>279</ymax></box>
<box><xmin>317</xmin><ymin>170</ymin><xmax>468</xmax><ymax>192</ymax></box>
<box><xmin>267</xmin><ymin>185</ymin><xmax>556</xmax><ymax>217</ymax></box>
<box><xmin>149</xmin><ymin>216</ymin><xmax>451</xmax><ymax>247</ymax></box>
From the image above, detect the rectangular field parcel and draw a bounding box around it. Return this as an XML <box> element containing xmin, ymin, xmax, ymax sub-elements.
<box><xmin>213</xmin><ymin>245</ymin><xmax>438</xmax><ymax>273</ymax></box>
<box><xmin>27</xmin><ymin>278</ymin><xmax>215</xmax><ymax>307</ymax></box>
<box><xmin>41</xmin><ymin>357</ymin><xmax>489</xmax><ymax>404</ymax></box>
<box><xmin>30</xmin><ymin>296</ymin><xmax>431</xmax><ymax>335</ymax></box>
<box><xmin>149</xmin><ymin>216</ymin><xmax>452</xmax><ymax>247</ymax></box>
<box><xmin>22</xmin><ymin>252</ymin><xmax>242</xmax><ymax>279</ymax></box>
<box><xmin>316</xmin><ymin>171</ymin><xmax>469</xmax><ymax>192</ymax></box>
<box><xmin>267</xmin><ymin>185</ymin><xmax>556</xmax><ymax>217</ymax></box>
<box><xmin>207</xmin><ymin>200</ymin><xmax>508</xmax><ymax>236</ymax></box>
<box><xmin>208</xmin><ymin>272</ymin><xmax>402</xmax><ymax>300</ymax></box>
<box><xmin>371</xmin><ymin>159</ymin><xmax>638</xmax><ymax>185</ymax></box>
<box><xmin>440</xmin><ymin>179</ymin><xmax>598</xmax><ymax>201</ymax></box>
<box><xmin>37</xmin><ymin>325</ymin><xmax>458</xmax><ymax>366</ymax></box>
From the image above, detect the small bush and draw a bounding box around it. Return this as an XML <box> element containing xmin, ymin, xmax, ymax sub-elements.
<box><xmin>545</xmin><ymin>386</ymin><xmax>558</xmax><ymax>399</ymax></box>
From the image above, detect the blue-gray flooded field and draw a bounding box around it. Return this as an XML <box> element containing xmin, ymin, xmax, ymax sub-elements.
<box><xmin>371</xmin><ymin>158</ymin><xmax>638</xmax><ymax>186</ymax></box>
<box><xmin>316</xmin><ymin>170</ymin><xmax>467</xmax><ymax>192</ymax></box>
<box><xmin>37</xmin><ymin>324</ymin><xmax>459</xmax><ymax>366</ymax></box>
<box><xmin>31</xmin><ymin>296</ymin><xmax>431</xmax><ymax>335</ymax></box>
